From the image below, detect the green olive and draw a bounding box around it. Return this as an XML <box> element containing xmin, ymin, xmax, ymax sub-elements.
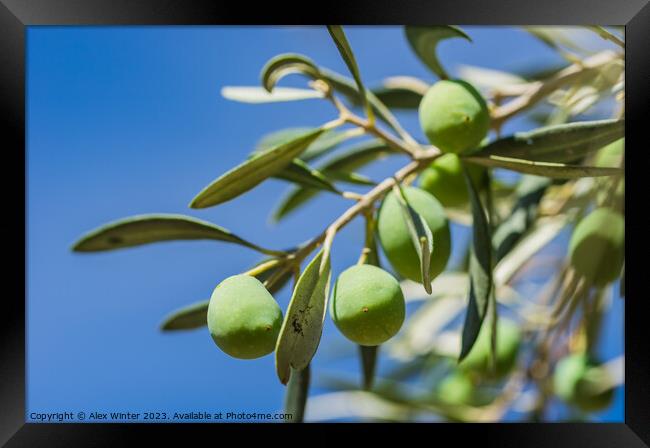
<box><xmin>330</xmin><ymin>264</ymin><xmax>405</xmax><ymax>346</ymax></box>
<box><xmin>568</xmin><ymin>208</ymin><xmax>624</xmax><ymax>288</ymax></box>
<box><xmin>553</xmin><ymin>353</ymin><xmax>615</xmax><ymax>412</ymax></box>
<box><xmin>437</xmin><ymin>370</ymin><xmax>475</xmax><ymax>406</ymax></box>
<box><xmin>419</xmin><ymin>153</ymin><xmax>485</xmax><ymax>208</ymax></box>
<box><xmin>459</xmin><ymin>318</ymin><xmax>521</xmax><ymax>379</ymax></box>
<box><xmin>419</xmin><ymin>80</ymin><xmax>490</xmax><ymax>154</ymax></box>
<box><xmin>207</xmin><ymin>275</ymin><xmax>283</xmax><ymax>359</ymax></box>
<box><xmin>377</xmin><ymin>186</ymin><xmax>451</xmax><ymax>283</ymax></box>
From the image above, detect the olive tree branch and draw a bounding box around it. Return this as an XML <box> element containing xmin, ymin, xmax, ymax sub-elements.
<box><xmin>491</xmin><ymin>50</ymin><xmax>621</xmax><ymax>126</ymax></box>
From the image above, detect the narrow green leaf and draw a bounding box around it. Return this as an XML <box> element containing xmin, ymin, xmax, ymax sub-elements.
<box><xmin>393</xmin><ymin>184</ymin><xmax>435</xmax><ymax>294</ymax></box>
<box><xmin>284</xmin><ymin>365</ymin><xmax>311</xmax><ymax>423</ymax></box>
<box><xmin>256</xmin><ymin>128</ymin><xmax>351</xmax><ymax>162</ymax></box>
<box><xmin>326</xmin><ymin>25</ymin><xmax>374</xmax><ymax>121</ymax></box>
<box><xmin>463</xmin><ymin>155</ymin><xmax>622</xmax><ymax>178</ymax></box>
<box><xmin>275</xmin><ymin>250</ymin><xmax>332</xmax><ymax>384</ymax></box>
<box><xmin>72</xmin><ymin>214</ymin><xmax>270</xmax><ymax>253</ymax></box>
<box><xmin>523</xmin><ymin>26</ymin><xmax>588</xmax><ymax>56</ymax></box>
<box><xmin>221</xmin><ymin>86</ymin><xmax>323</xmax><ymax>103</ymax></box>
<box><xmin>275</xmin><ymin>159</ymin><xmax>341</xmax><ymax>193</ymax></box>
<box><xmin>404</xmin><ymin>26</ymin><xmax>472</xmax><ymax>79</ymax></box>
<box><xmin>272</xmin><ymin>141</ymin><xmax>393</xmax><ymax>222</ymax></box>
<box><xmin>359</xmin><ymin>345</ymin><xmax>378</xmax><ymax>391</ymax></box>
<box><xmin>261</xmin><ymin>53</ymin><xmax>321</xmax><ymax>92</ymax></box>
<box><xmin>478</xmin><ymin>119</ymin><xmax>624</xmax><ymax>163</ymax></box>
<box><xmin>371</xmin><ymin>86</ymin><xmax>425</xmax><ymax>109</ymax></box>
<box><xmin>159</xmin><ymin>300</ymin><xmax>208</xmax><ymax>331</ymax></box>
<box><xmin>190</xmin><ymin>128</ymin><xmax>325</xmax><ymax>208</ymax></box>
<box><xmin>492</xmin><ymin>175</ymin><xmax>551</xmax><ymax>262</ymax></box>
<box><xmin>459</xmin><ymin>164</ymin><xmax>494</xmax><ymax>361</ymax></box>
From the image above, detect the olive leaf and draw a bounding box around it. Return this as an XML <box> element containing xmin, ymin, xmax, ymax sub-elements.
<box><xmin>404</xmin><ymin>26</ymin><xmax>472</xmax><ymax>79</ymax></box>
<box><xmin>477</xmin><ymin>119</ymin><xmax>624</xmax><ymax>163</ymax></box>
<box><xmin>284</xmin><ymin>365</ymin><xmax>311</xmax><ymax>423</ymax></box>
<box><xmin>72</xmin><ymin>214</ymin><xmax>277</xmax><ymax>254</ymax></box>
<box><xmin>190</xmin><ymin>128</ymin><xmax>325</xmax><ymax>209</ymax></box>
<box><xmin>463</xmin><ymin>155</ymin><xmax>622</xmax><ymax>178</ymax></box>
<box><xmin>492</xmin><ymin>175</ymin><xmax>551</xmax><ymax>262</ymax></box>
<box><xmin>261</xmin><ymin>53</ymin><xmax>321</xmax><ymax>92</ymax></box>
<box><xmin>393</xmin><ymin>184</ymin><xmax>435</xmax><ymax>295</ymax></box>
<box><xmin>275</xmin><ymin>250</ymin><xmax>332</xmax><ymax>384</ymax></box>
<box><xmin>160</xmin><ymin>300</ymin><xmax>209</xmax><ymax>331</ymax></box>
<box><xmin>459</xmin><ymin>164</ymin><xmax>494</xmax><ymax>361</ymax></box>
<box><xmin>272</xmin><ymin>141</ymin><xmax>394</xmax><ymax>222</ymax></box>
<box><xmin>359</xmin><ymin>345</ymin><xmax>378</xmax><ymax>391</ymax></box>
<box><xmin>275</xmin><ymin>159</ymin><xmax>341</xmax><ymax>193</ymax></box>
<box><xmin>221</xmin><ymin>86</ymin><xmax>324</xmax><ymax>103</ymax></box>
<box><xmin>347</xmin><ymin>76</ymin><xmax>429</xmax><ymax>110</ymax></box>
<box><xmin>326</xmin><ymin>25</ymin><xmax>374</xmax><ymax>121</ymax></box>
<box><xmin>256</xmin><ymin>127</ymin><xmax>352</xmax><ymax>162</ymax></box>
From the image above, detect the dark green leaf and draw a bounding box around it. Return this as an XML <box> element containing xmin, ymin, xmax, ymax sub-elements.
<box><xmin>159</xmin><ymin>300</ymin><xmax>208</xmax><ymax>331</ymax></box>
<box><xmin>274</xmin><ymin>159</ymin><xmax>341</xmax><ymax>193</ymax></box>
<box><xmin>393</xmin><ymin>184</ymin><xmax>435</xmax><ymax>294</ymax></box>
<box><xmin>221</xmin><ymin>86</ymin><xmax>323</xmax><ymax>103</ymax></box>
<box><xmin>326</xmin><ymin>25</ymin><xmax>374</xmax><ymax>121</ymax></box>
<box><xmin>190</xmin><ymin>128</ymin><xmax>325</xmax><ymax>208</ymax></box>
<box><xmin>404</xmin><ymin>26</ymin><xmax>472</xmax><ymax>79</ymax></box>
<box><xmin>359</xmin><ymin>345</ymin><xmax>378</xmax><ymax>391</ymax></box>
<box><xmin>275</xmin><ymin>250</ymin><xmax>332</xmax><ymax>384</ymax></box>
<box><xmin>72</xmin><ymin>214</ymin><xmax>272</xmax><ymax>254</ymax></box>
<box><xmin>327</xmin><ymin>171</ymin><xmax>375</xmax><ymax>186</ymax></box>
<box><xmin>492</xmin><ymin>175</ymin><xmax>551</xmax><ymax>262</ymax></box>
<box><xmin>478</xmin><ymin>119</ymin><xmax>624</xmax><ymax>163</ymax></box>
<box><xmin>372</xmin><ymin>86</ymin><xmax>424</xmax><ymax>109</ymax></box>
<box><xmin>261</xmin><ymin>53</ymin><xmax>321</xmax><ymax>92</ymax></box>
<box><xmin>463</xmin><ymin>155</ymin><xmax>622</xmax><ymax>178</ymax></box>
<box><xmin>272</xmin><ymin>141</ymin><xmax>394</xmax><ymax>221</ymax></box>
<box><xmin>459</xmin><ymin>164</ymin><xmax>493</xmax><ymax>361</ymax></box>
<box><xmin>284</xmin><ymin>365</ymin><xmax>311</xmax><ymax>423</ymax></box>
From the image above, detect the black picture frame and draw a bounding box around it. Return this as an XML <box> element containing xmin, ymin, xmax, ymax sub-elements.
<box><xmin>2</xmin><ymin>0</ymin><xmax>649</xmax><ymax>445</ymax></box>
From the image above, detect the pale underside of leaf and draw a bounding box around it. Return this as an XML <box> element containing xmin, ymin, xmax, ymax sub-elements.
<box><xmin>221</xmin><ymin>86</ymin><xmax>324</xmax><ymax>103</ymax></box>
<box><xmin>275</xmin><ymin>250</ymin><xmax>332</xmax><ymax>384</ymax></box>
<box><xmin>72</xmin><ymin>214</ymin><xmax>266</xmax><ymax>253</ymax></box>
<box><xmin>190</xmin><ymin>128</ymin><xmax>325</xmax><ymax>208</ymax></box>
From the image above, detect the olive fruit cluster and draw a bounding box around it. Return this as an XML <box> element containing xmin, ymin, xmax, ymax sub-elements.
<box><xmin>568</xmin><ymin>207</ymin><xmax>624</xmax><ymax>288</ymax></box>
<box><xmin>553</xmin><ymin>353</ymin><xmax>615</xmax><ymax>412</ymax></box>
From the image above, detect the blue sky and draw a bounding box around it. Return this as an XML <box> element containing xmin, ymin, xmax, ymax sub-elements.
<box><xmin>26</xmin><ymin>26</ymin><xmax>623</xmax><ymax>422</ymax></box>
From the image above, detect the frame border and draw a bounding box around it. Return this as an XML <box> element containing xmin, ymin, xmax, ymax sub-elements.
<box><xmin>2</xmin><ymin>0</ymin><xmax>648</xmax><ymax>445</ymax></box>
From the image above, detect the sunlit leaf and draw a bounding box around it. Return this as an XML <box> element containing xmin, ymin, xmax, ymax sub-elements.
<box><xmin>221</xmin><ymin>86</ymin><xmax>323</xmax><ymax>103</ymax></box>
<box><xmin>72</xmin><ymin>214</ymin><xmax>273</xmax><ymax>254</ymax></box>
<box><xmin>275</xmin><ymin>250</ymin><xmax>331</xmax><ymax>384</ymax></box>
<box><xmin>190</xmin><ymin>128</ymin><xmax>325</xmax><ymax>208</ymax></box>
<box><xmin>159</xmin><ymin>300</ymin><xmax>208</xmax><ymax>331</ymax></box>
<box><xmin>464</xmin><ymin>155</ymin><xmax>621</xmax><ymax>178</ymax></box>
<box><xmin>459</xmin><ymin>164</ymin><xmax>493</xmax><ymax>361</ymax></box>
<box><xmin>456</xmin><ymin>65</ymin><xmax>527</xmax><ymax>93</ymax></box>
<box><xmin>369</xmin><ymin>76</ymin><xmax>429</xmax><ymax>109</ymax></box>
<box><xmin>405</xmin><ymin>26</ymin><xmax>472</xmax><ymax>79</ymax></box>
<box><xmin>477</xmin><ymin>119</ymin><xmax>624</xmax><ymax>163</ymax></box>
<box><xmin>256</xmin><ymin>127</ymin><xmax>352</xmax><ymax>162</ymax></box>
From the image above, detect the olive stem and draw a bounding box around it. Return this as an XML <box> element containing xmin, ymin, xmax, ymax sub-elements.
<box><xmin>244</xmin><ymin>258</ymin><xmax>281</xmax><ymax>278</ymax></box>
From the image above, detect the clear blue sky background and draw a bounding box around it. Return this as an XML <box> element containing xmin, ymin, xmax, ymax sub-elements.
<box><xmin>26</xmin><ymin>26</ymin><xmax>623</xmax><ymax>422</ymax></box>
